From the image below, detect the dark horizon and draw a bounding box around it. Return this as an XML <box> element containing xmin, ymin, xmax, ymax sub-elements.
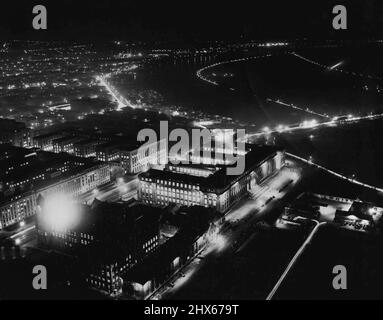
<box><xmin>1</xmin><ymin>0</ymin><xmax>383</xmax><ymax>42</ymax></box>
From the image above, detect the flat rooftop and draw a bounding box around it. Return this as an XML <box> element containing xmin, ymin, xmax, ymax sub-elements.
<box><xmin>287</xmin><ymin>193</ymin><xmax>383</xmax><ymax>224</ymax></box>
<box><xmin>140</xmin><ymin>145</ymin><xmax>283</xmax><ymax>193</ymax></box>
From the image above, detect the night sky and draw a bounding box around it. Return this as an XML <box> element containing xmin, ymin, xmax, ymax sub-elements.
<box><xmin>1</xmin><ymin>0</ymin><xmax>383</xmax><ymax>41</ymax></box>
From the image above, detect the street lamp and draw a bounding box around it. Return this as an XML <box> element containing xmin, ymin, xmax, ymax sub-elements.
<box><xmin>263</xmin><ymin>127</ymin><xmax>270</xmax><ymax>134</ymax></box>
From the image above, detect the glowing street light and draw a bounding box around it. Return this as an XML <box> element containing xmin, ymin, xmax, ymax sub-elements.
<box><xmin>263</xmin><ymin>126</ymin><xmax>271</xmax><ymax>134</ymax></box>
<box><xmin>210</xmin><ymin>233</ymin><xmax>227</xmax><ymax>253</ymax></box>
<box><xmin>302</xmin><ymin>119</ymin><xmax>318</xmax><ymax>129</ymax></box>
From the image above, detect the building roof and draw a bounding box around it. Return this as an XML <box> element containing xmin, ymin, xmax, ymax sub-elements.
<box><xmin>124</xmin><ymin>211</ymin><xmax>210</xmax><ymax>284</ymax></box>
<box><xmin>52</xmin><ymin>136</ymin><xmax>83</xmax><ymax>145</ymax></box>
<box><xmin>96</xmin><ymin>139</ymin><xmax>147</xmax><ymax>153</ymax></box>
<box><xmin>0</xmin><ymin>161</ymin><xmax>107</xmax><ymax>204</ymax></box>
<box><xmin>70</xmin><ymin>200</ymin><xmax>163</xmax><ymax>265</ymax></box>
<box><xmin>140</xmin><ymin>145</ymin><xmax>282</xmax><ymax>193</ymax></box>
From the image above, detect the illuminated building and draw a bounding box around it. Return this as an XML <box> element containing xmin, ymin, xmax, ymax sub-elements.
<box><xmin>0</xmin><ymin>119</ymin><xmax>32</xmax><ymax>148</ymax></box>
<box><xmin>187</xmin><ymin>138</ymin><xmax>248</xmax><ymax>167</ymax></box>
<box><xmin>52</xmin><ymin>136</ymin><xmax>84</xmax><ymax>154</ymax></box>
<box><xmin>280</xmin><ymin>193</ymin><xmax>383</xmax><ymax>233</ymax></box>
<box><xmin>74</xmin><ymin>139</ymin><xmax>104</xmax><ymax>158</ymax></box>
<box><xmin>123</xmin><ymin>139</ymin><xmax>167</xmax><ymax>174</ymax></box>
<box><xmin>36</xmin><ymin>199</ymin><xmax>161</xmax><ymax>297</ymax></box>
<box><xmin>32</xmin><ymin>132</ymin><xmax>66</xmax><ymax>151</ymax></box>
<box><xmin>0</xmin><ymin>148</ymin><xmax>90</xmax><ymax>196</ymax></box>
<box><xmin>138</xmin><ymin>145</ymin><xmax>285</xmax><ymax>213</ymax></box>
<box><xmin>165</xmin><ymin>163</ymin><xmax>218</xmax><ymax>178</ymax></box>
<box><xmin>37</xmin><ymin>163</ymin><xmax>111</xmax><ymax>198</ymax></box>
<box><xmin>125</xmin><ymin>206</ymin><xmax>217</xmax><ymax>299</ymax></box>
<box><xmin>0</xmin><ymin>163</ymin><xmax>111</xmax><ymax>230</ymax></box>
<box><xmin>96</xmin><ymin>143</ymin><xmax>122</xmax><ymax>162</ymax></box>
<box><xmin>96</xmin><ymin>139</ymin><xmax>166</xmax><ymax>174</ymax></box>
<box><xmin>0</xmin><ymin>191</ymin><xmax>36</xmax><ymax>231</ymax></box>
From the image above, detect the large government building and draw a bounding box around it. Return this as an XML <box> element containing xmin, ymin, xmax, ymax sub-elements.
<box><xmin>138</xmin><ymin>145</ymin><xmax>285</xmax><ymax>213</ymax></box>
<box><xmin>36</xmin><ymin>199</ymin><xmax>162</xmax><ymax>297</ymax></box>
<box><xmin>0</xmin><ymin>158</ymin><xmax>110</xmax><ymax>230</ymax></box>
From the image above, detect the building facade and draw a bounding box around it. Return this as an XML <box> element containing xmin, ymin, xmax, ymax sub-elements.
<box><xmin>0</xmin><ymin>164</ymin><xmax>111</xmax><ymax>230</ymax></box>
<box><xmin>32</xmin><ymin>132</ymin><xmax>66</xmax><ymax>151</ymax></box>
<box><xmin>0</xmin><ymin>119</ymin><xmax>32</xmax><ymax>148</ymax></box>
<box><xmin>96</xmin><ymin>139</ymin><xmax>166</xmax><ymax>174</ymax></box>
<box><xmin>36</xmin><ymin>200</ymin><xmax>161</xmax><ymax>297</ymax></box>
<box><xmin>138</xmin><ymin>146</ymin><xmax>285</xmax><ymax>213</ymax></box>
<box><xmin>52</xmin><ymin>137</ymin><xmax>84</xmax><ymax>154</ymax></box>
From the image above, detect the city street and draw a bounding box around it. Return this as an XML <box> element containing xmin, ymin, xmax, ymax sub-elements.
<box><xmin>147</xmin><ymin>164</ymin><xmax>302</xmax><ymax>300</ymax></box>
<box><xmin>77</xmin><ymin>175</ymin><xmax>138</xmax><ymax>204</ymax></box>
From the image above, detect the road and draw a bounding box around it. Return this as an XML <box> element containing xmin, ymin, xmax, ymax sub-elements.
<box><xmin>196</xmin><ymin>54</ymin><xmax>273</xmax><ymax>86</ymax></box>
<box><xmin>96</xmin><ymin>75</ymin><xmax>137</xmax><ymax>110</ymax></box>
<box><xmin>247</xmin><ymin>110</ymin><xmax>383</xmax><ymax>140</ymax></box>
<box><xmin>287</xmin><ymin>152</ymin><xmax>383</xmax><ymax>193</ymax></box>
<box><xmin>146</xmin><ymin>165</ymin><xmax>302</xmax><ymax>300</ymax></box>
<box><xmin>77</xmin><ymin>176</ymin><xmax>138</xmax><ymax>204</ymax></box>
<box><xmin>266</xmin><ymin>219</ymin><xmax>327</xmax><ymax>300</ymax></box>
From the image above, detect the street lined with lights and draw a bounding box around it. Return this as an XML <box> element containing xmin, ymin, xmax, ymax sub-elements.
<box><xmin>266</xmin><ymin>219</ymin><xmax>326</xmax><ymax>300</ymax></box>
<box><xmin>266</xmin><ymin>150</ymin><xmax>383</xmax><ymax>299</ymax></box>
<box><xmin>78</xmin><ymin>176</ymin><xmax>138</xmax><ymax>204</ymax></box>
<box><xmin>329</xmin><ymin>60</ymin><xmax>344</xmax><ymax>70</ymax></box>
<box><xmin>287</xmin><ymin>152</ymin><xmax>383</xmax><ymax>193</ymax></box>
<box><xmin>267</xmin><ymin>98</ymin><xmax>330</xmax><ymax>119</ymax></box>
<box><xmin>148</xmin><ymin>166</ymin><xmax>301</xmax><ymax>300</ymax></box>
<box><xmin>247</xmin><ymin>109</ymin><xmax>383</xmax><ymax>139</ymax></box>
<box><xmin>291</xmin><ymin>52</ymin><xmax>383</xmax><ymax>81</ymax></box>
<box><xmin>196</xmin><ymin>54</ymin><xmax>273</xmax><ymax>86</ymax></box>
<box><xmin>96</xmin><ymin>75</ymin><xmax>137</xmax><ymax>111</ymax></box>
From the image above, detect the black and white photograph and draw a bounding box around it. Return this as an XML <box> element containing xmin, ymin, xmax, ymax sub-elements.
<box><xmin>1</xmin><ymin>0</ymin><xmax>383</xmax><ymax>306</ymax></box>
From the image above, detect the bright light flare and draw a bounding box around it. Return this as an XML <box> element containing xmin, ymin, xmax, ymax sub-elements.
<box><xmin>210</xmin><ymin>233</ymin><xmax>227</xmax><ymax>252</ymax></box>
<box><xmin>40</xmin><ymin>194</ymin><xmax>81</xmax><ymax>232</ymax></box>
<box><xmin>263</xmin><ymin>126</ymin><xmax>271</xmax><ymax>133</ymax></box>
<box><xmin>329</xmin><ymin>61</ymin><xmax>344</xmax><ymax>70</ymax></box>
<box><xmin>118</xmin><ymin>184</ymin><xmax>129</xmax><ymax>193</ymax></box>
<box><xmin>301</xmin><ymin>119</ymin><xmax>318</xmax><ymax>129</ymax></box>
